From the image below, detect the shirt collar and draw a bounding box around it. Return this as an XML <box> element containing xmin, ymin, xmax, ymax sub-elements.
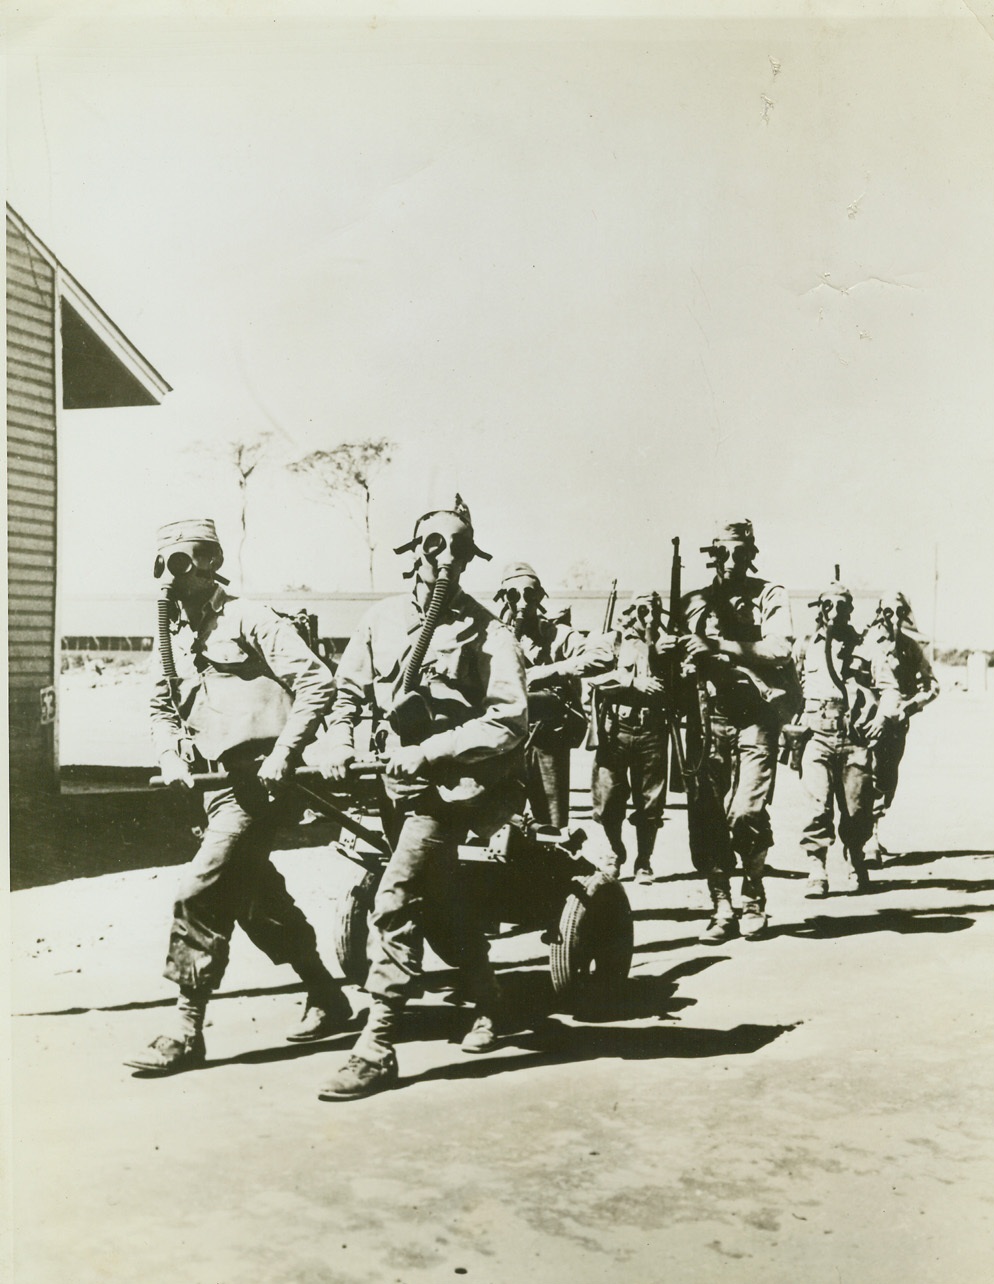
<box><xmin>179</xmin><ymin>583</ymin><xmax>229</xmax><ymax>632</ymax></box>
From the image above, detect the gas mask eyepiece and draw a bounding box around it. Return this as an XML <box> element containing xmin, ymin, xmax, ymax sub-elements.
<box><xmin>153</xmin><ymin>540</ymin><xmax>224</xmax><ymax>593</ymax></box>
<box><xmin>393</xmin><ymin>494</ymin><xmax>492</xmax><ymax>580</ymax></box>
<box><xmin>154</xmin><ymin>550</ymin><xmax>196</xmax><ymax>581</ymax></box>
<box><xmin>421</xmin><ymin>526</ymin><xmax>474</xmax><ymax>570</ymax></box>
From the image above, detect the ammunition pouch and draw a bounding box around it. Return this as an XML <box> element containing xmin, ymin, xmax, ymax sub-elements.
<box><xmin>780</xmin><ymin>722</ymin><xmax>812</xmax><ymax>773</ymax></box>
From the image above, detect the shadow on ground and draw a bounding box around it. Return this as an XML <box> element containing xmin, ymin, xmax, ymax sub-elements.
<box><xmin>9</xmin><ymin>791</ymin><xmax>347</xmax><ymax>891</ymax></box>
<box><xmin>411</xmin><ymin>1019</ymin><xmax>798</xmax><ymax>1089</ymax></box>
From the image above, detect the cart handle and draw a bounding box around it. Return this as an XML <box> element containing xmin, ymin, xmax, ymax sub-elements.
<box><xmin>148</xmin><ymin>761</ymin><xmax>384</xmax><ymax>789</ymax></box>
<box><xmin>149</xmin><ymin>760</ymin><xmax>392</xmax><ymax>857</ymax></box>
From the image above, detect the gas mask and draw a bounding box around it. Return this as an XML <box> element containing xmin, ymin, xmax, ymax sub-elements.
<box><xmin>874</xmin><ymin>591</ymin><xmax>915</xmax><ymax>639</ymax></box>
<box><xmin>812</xmin><ymin>584</ymin><xmax>853</xmax><ymax>635</ymax></box>
<box><xmin>153</xmin><ymin>518</ymin><xmax>226</xmax><ymax>699</ymax></box>
<box><xmin>153</xmin><ymin>542</ymin><xmax>225</xmax><ymax>595</ymax></box>
<box><xmin>701</xmin><ymin>520</ymin><xmax>758</xmax><ymax>580</ymax></box>
<box><xmin>389</xmin><ymin>496</ymin><xmax>492</xmax><ymax>744</ymax></box>
<box><xmin>494</xmin><ymin>562</ymin><xmax>546</xmax><ymax>636</ymax></box>
<box><xmin>394</xmin><ymin>494</ymin><xmax>492</xmax><ymax>586</ymax></box>
<box><xmin>621</xmin><ymin>591</ymin><xmax>662</xmax><ymax>640</ymax></box>
<box><xmin>412</xmin><ymin>512</ymin><xmax>476</xmax><ymax>586</ymax></box>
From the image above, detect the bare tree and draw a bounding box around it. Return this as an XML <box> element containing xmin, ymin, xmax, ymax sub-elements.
<box><xmin>188</xmin><ymin>430</ymin><xmax>277</xmax><ymax>585</ymax></box>
<box><xmin>561</xmin><ymin>558</ymin><xmax>609</xmax><ymax>592</ymax></box>
<box><xmin>288</xmin><ymin>438</ymin><xmax>395</xmax><ymax>589</ymax></box>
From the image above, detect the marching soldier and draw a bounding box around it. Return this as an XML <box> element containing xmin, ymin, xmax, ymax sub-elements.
<box><xmin>126</xmin><ymin>519</ymin><xmax>349</xmax><ymax>1076</ymax></box>
<box><xmin>679</xmin><ymin>520</ymin><xmax>799</xmax><ymax>942</ymax></box>
<box><xmin>860</xmin><ymin>591</ymin><xmax>940</xmax><ymax>859</ymax></box>
<box><xmin>314</xmin><ymin>497</ymin><xmax>528</xmax><ymax>1101</ymax></box>
<box><xmin>494</xmin><ymin>562</ymin><xmax>610</xmax><ymax>830</ymax></box>
<box><xmin>587</xmin><ymin>590</ymin><xmax>670</xmax><ymax>883</ymax></box>
<box><xmin>792</xmin><ymin>582</ymin><xmax>879</xmax><ymax>896</ymax></box>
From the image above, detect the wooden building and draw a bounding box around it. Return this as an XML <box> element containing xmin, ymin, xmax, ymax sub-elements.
<box><xmin>6</xmin><ymin>204</ymin><xmax>170</xmax><ymax>811</ymax></box>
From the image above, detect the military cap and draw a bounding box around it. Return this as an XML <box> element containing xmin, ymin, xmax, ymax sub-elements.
<box><xmin>713</xmin><ymin>519</ymin><xmax>755</xmax><ymax>543</ymax></box>
<box><xmin>811</xmin><ymin>581</ymin><xmax>854</xmax><ymax>608</ymax></box>
<box><xmin>156</xmin><ymin>518</ymin><xmax>221</xmax><ymax>551</ymax></box>
<box><xmin>393</xmin><ymin>493</ymin><xmax>492</xmax><ymax>561</ymax></box>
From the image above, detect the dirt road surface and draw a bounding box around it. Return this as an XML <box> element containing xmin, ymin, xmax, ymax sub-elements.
<box><xmin>8</xmin><ymin>689</ymin><xmax>994</xmax><ymax>1283</ymax></box>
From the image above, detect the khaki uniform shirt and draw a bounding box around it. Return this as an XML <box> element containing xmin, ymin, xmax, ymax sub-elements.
<box><xmin>859</xmin><ymin>627</ymin><xmax>939</xmax><ymax>719</ymax></box>
<box><xmin>323</xmin><ymin>588</ymin><xmax>528</xmax><ymax>802</ymax></box>
<box><xmin>150</xmin><ymin>587</ymin><xmax>335</xmax><ymax>764</ymax></box>
<box><xmin>682</xmin><ymin>576</ymin><xmax>797</xmax><ymax>720</ymax></box>
<box><xmin>795</xmin><ymin>624</ymin><xmax>877</xmax><ymax>738</ymax></box>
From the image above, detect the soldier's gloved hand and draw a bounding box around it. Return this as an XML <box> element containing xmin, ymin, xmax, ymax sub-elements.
<box><xmin>258</xmin><ymin>745</ymin><xmax>295</xmax><ymax>791</ymax></box>
<box><xmin>386</xmin><ymin>745</ymin><xmax>429</xmax><ymax>781</ymax></box>
<box><xmin>159</xmin><ymin>751</ymin><xmax>195</xmax><ymax>790</ymax></box>
<box><xmin>632</xmin><ymin>675</ymin><xmax>665</xmax><ymax>697</ymax></box>
<box><xmin>317</xmin><ymin>745</ymin><xmax>356</xmax><ymax>782</ymax></box>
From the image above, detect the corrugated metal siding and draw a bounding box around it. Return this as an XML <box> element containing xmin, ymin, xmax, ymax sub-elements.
<box><xmin>7</xmin><ymin>215</ymin><xmax>57</xmax><ymax>797</ymax></box>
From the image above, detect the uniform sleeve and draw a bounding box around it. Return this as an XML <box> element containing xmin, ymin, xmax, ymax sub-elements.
<box><xmin>913</xmin><ymin>641</ymin><xmax>941</xmax><ymax>705</ymax></box>
<box><xmin>757</xmin><ymin>583</ymin><xmax>795</xmax><ymax>663</ymax></box>
<box><xmin>240</xmin><ymin>604</ymin><xmax>337</xmax><ymax>756</ymax></box>
<box><xmin>149</xmin><ymin>649</ymin><xmax>186</xmax><ymax>763</ymax></box>
<box><xmin>322</xmin><ymin>623</ymin><xmax>375</xmax><ymax>751</ymax></box>
<box><xmin>420</xmin><ymin>623</ymin><xmax>528</xmax><ymax>766</ymax></box>
<box><xmin>559</xmin><ymin>628</ymin><xmax>617</xmax><ymax>677</ymax></box>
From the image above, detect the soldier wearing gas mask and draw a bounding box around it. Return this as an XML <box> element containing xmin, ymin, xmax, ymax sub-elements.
<box><xmin>585</xmin><ymin>590</ymin><xmax>671</xmax><ymax>883</ymax></box>
<box><xmin>125</xmin><ymin>519</ymin><xmax>348</xmax><ymax>1077</ymax></box>
<box><xmin>859</xmin><ymin>591</ymin><xmax>939</xmax><ymax>859</ymax></box>
<box><xmin>792</xmin><ymin>583</ymin><xmax>880</xmax><ymax>897</ymax></box>
<box><xmin>315</xmin><ymin>496</ymin><xmax>528</xmax><ymax>1102</ymax></box>
<box><xmin>493</xmin><ymin>562</ymin><xmax>610</xmax><ymax>830</ymax></box>
<box><xmin>679</xmin><ymin>520</ymin><xmax>799</xmax><ymax>942</ymax></box>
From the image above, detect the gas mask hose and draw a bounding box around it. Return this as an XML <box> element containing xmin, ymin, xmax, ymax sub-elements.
<box><xmin>157</xmin><ymin>588</ymin><xmax>181</xmax><ymax>703</ymax></box>
<box><xmin>402</xmin><ymin>565</ymin><xmax>453</xmax><ymax>692</ymax></box>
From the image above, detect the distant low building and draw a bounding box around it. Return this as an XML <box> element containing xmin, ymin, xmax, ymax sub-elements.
<box><xmin>6</xmin><ymin>205</ymin><xmax>170</xmax><ymax>809</ymax></box>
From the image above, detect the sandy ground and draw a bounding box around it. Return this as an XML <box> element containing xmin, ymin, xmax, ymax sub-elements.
<box><xmin>7</xmin><ymin>688</ymin><xmax>994</xmax><ymax>1283</ymax></box>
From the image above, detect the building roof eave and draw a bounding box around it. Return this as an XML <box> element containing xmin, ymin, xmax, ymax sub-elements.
<box><xmin>6</xmin><ymin>203</ymin><xmax>172</xmax><ymax>404</ymax></box>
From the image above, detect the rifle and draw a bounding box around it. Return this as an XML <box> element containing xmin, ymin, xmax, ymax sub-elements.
<box><xmin>584</xmin><ymin>579</ymin><xmax>619</xmax><ymax>751</ymax></box>
<box><xmin>602</xmin><ymin>579</ymin><xmax>618</xmax><ymax>634</ymax></box>
<box><xmin>665</xmin><ymin>538</ymin><xmax>711</xmax><ymax>797</ymax></box>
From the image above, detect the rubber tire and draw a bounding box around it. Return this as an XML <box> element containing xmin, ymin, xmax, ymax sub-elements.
<box><xmin>333</xmin><ymin>869</ymin><xmax>379</xmax><ymax>986</ymax></box>
<box><xmin>549</xmin><ymin>873</ymin><xmax>634</xmax><ymax>1009</ymax></box>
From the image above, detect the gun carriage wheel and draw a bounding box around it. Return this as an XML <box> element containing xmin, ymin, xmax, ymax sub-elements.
<box><xmin>549</xmin><ymin>872</ymin><xmax>634</xmax><ymax>1008</ymax></box>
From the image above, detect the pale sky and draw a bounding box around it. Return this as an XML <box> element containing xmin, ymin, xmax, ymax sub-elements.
<box><xmin>6</xmin><ymin>2</ymin><xmax>994</xmax><ymax>645</ymax></box>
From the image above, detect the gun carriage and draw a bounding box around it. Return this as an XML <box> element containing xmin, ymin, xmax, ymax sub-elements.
<box><xmin>155</xmin><ymin>760</ymin><xmax>634</xmax><ymax>1014</ymax></box>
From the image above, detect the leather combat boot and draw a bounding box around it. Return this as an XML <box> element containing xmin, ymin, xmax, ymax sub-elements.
<box><xmin>601</xmin><ymin>819</ymin><xmax>627</xmax><ymax>870</ymax></box>
<box><xmin>286</xmin><ymin>985</ymin><xmax>354</xmax><ymax>1042</ymax></box>
<box><xmin>317</xmin><ymin>1051</ymin><xmax>399</xmax><ymax>1102</ymax></box>
<box><xmin>461</xmin><ymin>1014</ymin><xmax>499</xmax><ymax>1054</ymax></box>
<box><xmin>460</xmin><ymin>972</ymin><xmax>502</xmax><ymax>1053</ymax></box>
<box><xmin>317</xmin><ymin>997</ymin><xmax>403</xmax><ymax>1101</ymax></box>
<box><xmin>844</xmin><ymin>848</ymin><xmax>871</xmax><ymax>894</ymax></box>
<box><xmin>124</xmin><ymin>1032</ymin><xmax>206</xmax><ymax>1077</ymax></box>
<box><xmin>804</xmin><ymin>848</ymin><xmax>829</xmax><ymax>899</ymax></box>
<box><xmin>632</xmin><ymin>822</ymin><xmax>658</xmax><ymax>884</ymax></box>
<box><xmin>701</xmin><ymin>891</ymin><xmax>739</xmax><ymax>945</ymax></box>
<box><xmin>863</xmin><ymin>823</ymin><xmax>887</xmax><ymax>867</ymax></box>
<box><xmin>738</xmin><ymin>899</ymin><xmax>769</xmax><ymax>940</ymax></box>
<box><xmin>740</xmin><ymin>849</ymin><xmax>770</xmax><ymax>937</ymax></box>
